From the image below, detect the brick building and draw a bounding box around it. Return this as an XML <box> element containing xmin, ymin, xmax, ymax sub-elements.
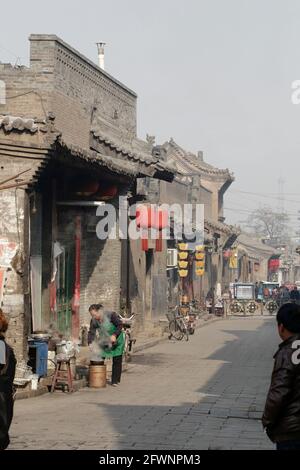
<box><xmin>0</xmin><ymin>35</ymin><xmax>174</xmax><ymax>360</ymax></box>
<box><xmin>128</xmin><ymin>138</ymin><xmax>240</xmax><ymax>318</ymax></box>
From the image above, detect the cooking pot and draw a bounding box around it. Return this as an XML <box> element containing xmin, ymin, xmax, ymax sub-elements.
<box><xmin>30</xmin><ymin>331</ymin><xmax>52</xmax><ymax>341</ymax></box>
<box><xmin>90</xmin><ymin>360</ymin><xmax>104</xmax><ymax>366</ymax></box>
<box><xmin>56</xmin><ymin>341</ymin><xmax>78</xmax><ymax>356</ymax></box>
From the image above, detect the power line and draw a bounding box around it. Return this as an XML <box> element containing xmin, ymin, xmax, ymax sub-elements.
<box><xmin>224</xmin><ymin>206</ymin><xmax>300</xmax><ymax>216</ymax></box>
<box><xmin>229</xmin><ymin>189</ymin><xmax>300</xmax><ymax>204</ymax></box>
<box><xmin>231</xmin><ymin>189</ymin><xmax>300</xmax><ymax>196</ymax></box>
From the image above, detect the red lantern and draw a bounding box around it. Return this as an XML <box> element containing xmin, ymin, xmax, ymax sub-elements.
<box><xmin>223</xmin><ymin>249</ymin><xmax>231</xmax><ymax>259</ymax></box>
<box><xmin>155</xmin><ymin>229</ymin><xmax>163</xmax><ymax>252</ymax></box>
<box><xmin>75</xmin><ymin>180</ymin><xmax>99</xmax><ymax>196</ymax></box>
<box><xmin>268</xmin><ymin>258</ymin><xmax>280</xmax><ymax>272</ymax></box>
<box><xmin>95</xmin><ymin>185</ymin><xmax>118</xmax><ymax>200</ymax></box>
<box><xmin>136</xmin><ymin>205</ymin><xmax>156</xmax><ymax>228</ymax></box>
<box><xmin>154</xmin><ymin>209</ymin><xmax>168</xmax><ymax>230</ymax></box>
<box><xmin>141</xmin><ymin>238</ymin><xmax>149</xmax><ymax>251</ymax></box>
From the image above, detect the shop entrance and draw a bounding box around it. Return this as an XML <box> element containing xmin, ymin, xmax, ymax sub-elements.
<box><xmin>56</xmin><ymin>245</ymin><xmax>75</xmax><ymax>337</ymax></box>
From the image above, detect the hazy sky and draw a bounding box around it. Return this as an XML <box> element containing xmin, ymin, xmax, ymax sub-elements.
<box><xmin>1</xmin><ymin>0</ymin><xmax>300</xmax><ymax>228</ymax></box>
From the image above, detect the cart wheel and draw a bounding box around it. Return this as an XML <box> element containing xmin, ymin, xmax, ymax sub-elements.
<box><xmin>246</xmin><ymin>301</ymin><xmax>258</xmax><ymax>315</ymax></box>
<box><xmin>266</xmin><ymin>300</ymin><xmax>278</xmax><ymax>315</ymax></box>
<box><xmin>229</xmin><ymin>301</ymin><xmax>244</xmax><ymax>315</ymax></box>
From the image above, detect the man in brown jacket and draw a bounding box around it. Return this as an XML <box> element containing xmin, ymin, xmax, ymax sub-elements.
<box><xmin>262</xmin><ymin>303</ymin><xmax>300</xmax><ymax>450</ymax></box>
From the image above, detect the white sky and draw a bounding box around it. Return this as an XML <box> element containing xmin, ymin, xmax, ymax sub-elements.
<box><xmin>1</xmin><ymin>0</ymin><xmax>300</xmax><ymax>228</ymax></box>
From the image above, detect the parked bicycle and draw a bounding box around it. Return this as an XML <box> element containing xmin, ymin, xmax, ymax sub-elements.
<box><xmin>119</xmin><ymin>313</ymin><xmax>136</xmax><ymax>361</ymax></box>
<box><xmin>166</xmin><ymin>306</ymin><xmax>189</xmax><ymax>341</ymax></box>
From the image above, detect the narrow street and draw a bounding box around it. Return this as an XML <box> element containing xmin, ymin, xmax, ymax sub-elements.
<box><xmin>9</xmin><ymin>316</ymin><xmax>278</xmax><ymax>450</ymax></box>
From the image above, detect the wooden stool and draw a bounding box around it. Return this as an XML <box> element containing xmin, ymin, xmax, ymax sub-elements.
<box><xmin>50</xmin><ymin>358</ymin><xmax>74</xmax><ymax>393</ymax></box>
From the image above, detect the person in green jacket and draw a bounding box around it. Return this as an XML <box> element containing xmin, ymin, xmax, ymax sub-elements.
<box><xmin>88</xmin><ymin>304</ymin><xmax>125</xmax><ymax>386</ymax></box>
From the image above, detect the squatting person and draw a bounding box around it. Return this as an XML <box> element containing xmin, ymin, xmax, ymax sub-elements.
<box><xmin>0</xmin><ymin>309</ymin><xmax>16</xmax><ymax>450</ymax></box>
<box><xmin>262</xmin><ymin>303</ymin><xmax>300</xmax><ymax>450</ymax></box>
<box><xmin>88</xmin><ymin>303</ymin><xmax>125</xmax><ymax>386</ymax></box>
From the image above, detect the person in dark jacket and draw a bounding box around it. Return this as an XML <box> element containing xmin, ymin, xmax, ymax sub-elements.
<box><xmin>88</xmin><ymin>304</ymin><xmax>125</xmax><ymax>386</ymax></box>
<box><xmin>290</xmin><ymin>286</ymin><xmax>300</xmax><ymax>303</ymax></box>
<box><xmin>262</xmin><ymin>303</ymin><xmax>300</xmax><ymax>450</ymax></box>
<box><xmin>0</xmin><ymin>309</ymin><xmax>16</xmax><ymax>450</ymax></box>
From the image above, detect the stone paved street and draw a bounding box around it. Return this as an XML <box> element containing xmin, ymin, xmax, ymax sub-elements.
<box><xmin>9</xmin><ymin>316</ymin><xmax>278</xmax><ymax>450</ymax></box>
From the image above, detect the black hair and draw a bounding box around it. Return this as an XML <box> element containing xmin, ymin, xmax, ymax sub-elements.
<box><xmin>276</xmin><ymin>303</ymin><xmax>300</xmax><ymax>334</ymax></box>
<box><xmin>89</xmin><ymin>303</ymin><xmax>104</xmax><ymax>312</ymax></box>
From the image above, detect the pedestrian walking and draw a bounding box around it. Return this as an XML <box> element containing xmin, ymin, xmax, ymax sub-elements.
<box><xmin>290</xmin><ymin>286</ymin><xmax>300</xmax><ymax>304</ymax></box>
<box><xmin>262</xmin><ymin>303</ymin><xmax>300</xmax><ymax>450</ymax></box>
<box><xmin>222</xmin><ymin>286</ymin><xmax>232</xmax><ymax>317</ymax></box>
<box><xmin>0</xmin><ymin>309</ymin><xmax>16</xmax><ymax>450</ymax></box>
<box><xmin>88</xmin><ymin>304</ymin><xmax>125</xmax><ymax>386</ymax></box>
<box><xmin>255</xmin><ymin>282</ymin><xmax>259</xmax><ymax>300</ymax></box>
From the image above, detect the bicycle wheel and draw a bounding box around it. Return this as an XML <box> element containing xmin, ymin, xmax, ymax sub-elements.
<box><xmin>184</xmin><ymin>325</ymin><xmax>189</xmax><ymax>341</ymax></box>
<box><xmin>123</xmin><ymin>332</ymin><xmax>130</xmax><ymax>361</ymax></box>
<box><xmin>178</xmin><ymin>318</ymin><xmax>189</xmax><ymax>341</ymax></box>
<box><xmin>169</xmin><ymin>319</ymin><xmax>184</xmax><ymax>340</ymax></box>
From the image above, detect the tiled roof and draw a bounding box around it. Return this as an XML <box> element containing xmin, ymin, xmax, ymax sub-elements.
<box><xmin>0</xmin><ymin>116</ymin><xmax>176</xmax><ymax>180</ymax></box>
<box><xmin>57</xmin><ymin>141</ymin><xmax>139</xmax><ymax>178</ymax></box>
<box><xmin>205</xmin><ymin>218</ymin><xmax>240</xmax><ymax>236</ymax></box>
<box><xmin>237</xmin><ymin>233</ymin><xmax>275</xmax><ymax>258</ymax></box>
<box><xmin>91</xmin><ymin>129</ymin><xmax>176</xmax><ymax>180</ymax></box>
<box><xmin>167</xmin><ymin>139</ymin><xmax>234</xmax><ymax>179</ymax></box>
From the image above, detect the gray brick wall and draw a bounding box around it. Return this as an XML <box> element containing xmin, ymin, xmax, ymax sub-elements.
<box><xmin>55</xmin><ymin>207</ymin><xmax>121</xmax><ymax>329</ymax></box>
<box><xmin>0</xmin><ymin>35</ymin><xmax>137</xmax><ymax>150</ymax></box>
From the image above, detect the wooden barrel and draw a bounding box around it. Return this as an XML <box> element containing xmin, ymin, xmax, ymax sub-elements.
<box><xmin>89</xmin><ymin>364</ymin><xmax>107</xmax><ymax>388</ymax></box>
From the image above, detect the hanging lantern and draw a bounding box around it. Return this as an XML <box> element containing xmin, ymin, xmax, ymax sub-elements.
<box><xmin>153</xmin><ymin>209</ymin><xmax>168</xmax><ymax>230</ymax></box>
<box><xmin>178</xmin><ymin>242</ymin><xmax>188</xmax><ymax>251</ymax></box>
<box><xmin>178</xmin><ymin>260</ymin><xmax>188</xmax><ymax>269</ymax></box>
<box><xmin>195</xmin><ymin>260</ymin><xmax>205</xmax><ymax>269</ymax></box>
<box><xmin>141</xmin><ymin>238</ymin><xmax>149</xmax><ymax>251</ymax></box>
<box><xmin>136</xmin><ymin>205</ymin><xmax>156</xmax><ymax>228</ymax></box>
<box><xmin>223</xmin><ymin>249</ymin><xmax>231</xmax><ymax>260</ymax></box>
<box><xmin>195</xmin><ymin>245</ymin><xmax>205</xmax><ymax>251</ymax></box>
<box><xmin>178</xmin><ymin>251</ymin><xmax>188</xmax><ymax>260</ymax></box>
<box><xmin>75</xmin><ymin>180</ymin><xmax>99</xmax><ymax>196</ymax></box>
<box><xmin>94</xmin><ymin>185</ymin><xmax>118</xmax><ymax>200</ymax></box>
<box><xmin>195</xmin><ymin>268</ymin><xmax>205</xmax><ymax>276</ymax></box>
<box><xmin>155</xmin><ymin>237</ymin><xmax>163</xmax><ymax>252</ymax></box>
<box><xmin>178</xmin><ymin>269</ymin><xmax>188</xmax><ymax>277</ymax></box>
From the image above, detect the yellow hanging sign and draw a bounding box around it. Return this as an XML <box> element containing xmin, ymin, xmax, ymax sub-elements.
<box><xmin>178</xmin><ymin>251</ymin><xmax>188</xmax><ymax>260</ymax></box>
<box><xmin>178</xmin><ymin>269</ymin><xmax>188</xmax><ymax>277</ymax></box>
<box><xmin>195</xmin><ymin>268</ymin><xmax>205</xmax><ymax>276</ymax></box>
<box><xmin>178</xmin><ymin>243</ymin><xmax>188</xmax><ymax>251</ymax></box>
<box><xmin>178</xmin><ymin>260</ymin><xmax>188</xmax><ymax>269</ymax></box>
<box><xmin>195</xmin><ymin>260</ymin><xmax>205</xmax><ymax>268</ymax></box>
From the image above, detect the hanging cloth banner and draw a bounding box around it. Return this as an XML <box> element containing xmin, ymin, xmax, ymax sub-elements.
<box><xmin>229</xmin><ymin>249</ymin><xmax>238</xmax><ymax>269</ymax></box>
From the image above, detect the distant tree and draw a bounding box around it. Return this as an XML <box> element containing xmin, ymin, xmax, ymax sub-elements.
<box><xmin>244</xmin><ymin>206</ymin><xmax>290</xmax><ymax>241</ymax></box>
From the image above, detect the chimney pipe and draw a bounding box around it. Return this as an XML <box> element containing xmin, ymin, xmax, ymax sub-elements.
<box><xmin>96</xmin><ymin>42</ymin><xmax>106</xmax><ymax>70</ymax></box>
